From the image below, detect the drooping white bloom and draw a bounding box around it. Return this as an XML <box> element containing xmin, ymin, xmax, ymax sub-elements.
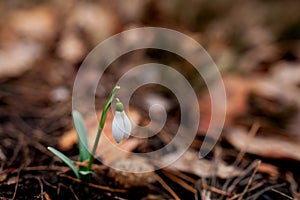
<box><xmin>112</xmin><ymin>101</ymin><xmax>131</xmax><ymax>143</ymax></box>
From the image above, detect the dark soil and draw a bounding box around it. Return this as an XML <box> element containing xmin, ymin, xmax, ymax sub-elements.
<box><xmin>1</xmin><ymin>0</ymin><xmax>300</xmax><ymax>199</ymax></box>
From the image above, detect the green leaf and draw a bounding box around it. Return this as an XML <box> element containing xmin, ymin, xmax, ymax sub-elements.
<box><xmin>72</xmin><ymin>110</ymin><xmax>90</xmax><ymax>162</ymax></box>
<box><xmin>47</xmin><ymin>147</ymin><xmax>80</xmax><ymax>179</ymax></box>
<box><xmin>99</xmin><ymin>86</ymin><xmax>120</xmax><ymax>129</ymax></box>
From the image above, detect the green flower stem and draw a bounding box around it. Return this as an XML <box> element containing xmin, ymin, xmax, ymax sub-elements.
<box><xmin>87</xmin><ymin>128</ymin><xmax>102</xmax><ymax>170</ymax></box>
<box><xmin>86</xmin><ymin>86</ymin><xmax>120</xmax><ymax>171</ymax></box>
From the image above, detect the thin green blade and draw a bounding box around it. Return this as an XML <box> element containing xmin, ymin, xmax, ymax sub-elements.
<box><xmin>72</xmin><ymin>110</ymin><xmax>90</xmax><ymax>162</ymax></box>
<box><xmin>47</xmin><ymin>147</ymin><xmax>80</xmax><ymax>179</ymax></box>
<box><xmin>99</xmin><ymin>86</ymin><xmax>120</xmax><ymax>129</ymax></box>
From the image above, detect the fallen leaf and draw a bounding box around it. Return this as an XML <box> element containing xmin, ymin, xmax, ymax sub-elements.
<box><xmin>108</xmin><ymin>157</ymin><xmax>155</xmax><ymax>188</ymax></box>
<box><xmin>0</xmin><ymin>5</ymin><xmax>58</xmax><ymax>79</ymax></box>
<box><xmin>8</xmin><ymin>5</ymin><xmax>58</xmax><ymax>42</ymax></box>
<box><xmin>67</xmin><ymin>3</ymin><xmax>119</xmax><ymax>45</ymax></box>
<box><xmin>238</xmin><ymin>44</ymin><xmax>280</xmax><ymax>72</ymax></box>
<box><xmin>258</xmin><ymin>162</ymin><xmax>279</xmax><ymax>178</ymax></box>
<box><xmin>7</xmin><ymin>176</ymin><xmax>18</xmax><ymax>185</ymax></box>
<box><xmin>250</xmin><ymin>62</ymin><xmax>300</xmax><ymax>135</ymax></box>
<box><xmin>0</xmin><ymin>41</ymin><xmax>42</xmax><ymax>78</ymax></box>
<box><xmin>56</xmin><ymin>32</ymin><xmax>87</xmax><ymax>64</ymax></box>
<box><xmin>0</xmin><ymin>173</ymin><xmax>7</xmax><ymax>182</ymax></box>
<box><xmin>0</xmin><ymin>147</ymin><xmax>6</xmax><ymax>161</ymax></box>
<box><xmin>162</xmin><ymin>150</ymin><xmax>240</xmax><ymax>179</ymax></box>
<box><xmin>199</xmin><ymin>75</ymin><xmax>253</xmax><ymax>133</ymax></box>
<box><xmin>225</xmin><ymin>127</ymin><xmax>300</xmax><ymax>161</ymax></box>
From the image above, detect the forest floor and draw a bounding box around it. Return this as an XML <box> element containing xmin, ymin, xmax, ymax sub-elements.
<box><xmin>0</xmin><ymin>0</ymin><xmax>300</xmax><ymax>199</ymax></box>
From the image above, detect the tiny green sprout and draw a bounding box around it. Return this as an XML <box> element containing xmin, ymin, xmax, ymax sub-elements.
<box><xmin>47</xmin><ymin>85</ymin><xmax>131</xmax><ymax>180</ymax></box>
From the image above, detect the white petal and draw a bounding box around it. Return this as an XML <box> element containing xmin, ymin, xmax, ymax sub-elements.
<box><xmin>112</xmin><ymin>112</ymin><xmax>124</xmax><ymax>143</ymax></box>
<box><xmin>121</xmin><ymin>111</ymin><xmax>131</xmax><ymax>138</ymax></box>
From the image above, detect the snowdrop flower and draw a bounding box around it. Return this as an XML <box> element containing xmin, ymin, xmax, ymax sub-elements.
<box><xmin>112</xmin><ymin>101</ymin><xmax>131</xmax><ymax>143</ymax></box>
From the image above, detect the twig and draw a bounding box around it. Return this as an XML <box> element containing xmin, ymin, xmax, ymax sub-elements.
<box><xmin>7</xmin><ymin>134</ymin><xmax>23</xmax><ymax>166</ymax></box>
<box><xmin>12</xmin><ymin>168</ymin><xmax>21</xmax><ymax>200</ymax></box>
<box><xmin>154</xmin><ymin>173</ymin><xmax>180</xmax><ymax>200</ymax></box>
<box><xmin>23</xmin><ymin>165</ymin><xmax>69</xmax><ymax>172</ymax></box>
<box><xmin>201</xmin><ymin>181</ymin><xmax>231</xmax><ymax>197</ymax></box>
<box><xmin>244</xmin><ymin>181</ymin><xmax>265</xmax><ymax>194</ymax></box>
<box><xmin>57</xmin><ymin>183</ymin><xmax>68</xmax><ymax>196</ymax></box>
<box><xmin>162</xmin><ymin>170</ymin><xmax>197</xmax><ymax>194</ymax></box>
<box><xmin>41</xmin><ymin>177</ymin><xmax>57</xmax><ymax>189</ymax></box>
<box><xmin>195</xmin><ymin>177</ymin><xmax>230</xmax><ymax>199</ymax></box>
<box><xmin>59</xmin><ymin>174</ymin><xmax>127</xmax><ymax>193</ymax></box>
<box><xmin>286</xmin><ymin>171</ymin><xmax>300</xmax><ymax>199</ymax></box>
<box><xmin>35</xmin><ymin>177</ymin><xmax>44</xmax><ymax>200</ymax></box>
<box><xmin>236</xmin><ymin>160</ymin><xmax>261</xmax><ymax>200</ymax></box>
<box><xmin>163</xmin><ymin>169</ymin><xmax>197</xmax><ymax>184</ymax></box>
<box><xmin>222</xmin><ymin>123</ymin><xmax>260</xmax><ymax>194</ymax></box>
<box><xmin>271</xmin><ymin>188</ymin><xmax>293</xmax><ymax>200</ymax></box>
<box><xmin>88</xmin><ymin>181</ymin><xmax>127</xmax><ymax>193</ymax></box>
<box><xmin>235</xmin><ymin>122</ymin><xmax>260</xmax><ymax>164</ymax></box>
<box><xmin>246</xmin><ymin>183</ymin><xmax>287</xmax><ymax>200</ymax></box>
<box><xmin>27</xmin><ymin>139</ymin><xmax>54</xmax><ymax>157</ymax></box>
<box><xmin>69</xmin><ymin>187</ymin><xmax>80</xmax><ymax>200</ymax></box>
<box><xmin>211</xmin><ymin>146</ymin><xmax>222</xmax><ymax>199</ymax></box>
<box><xmin>195</xmin><ymin>178</ymin><xmax>205</xmax><ymax>200</ymax></box>
<box><xmin>227</xmin><ymin>160</ymin><xmax>261</xmax><ymax>194</ymax></box>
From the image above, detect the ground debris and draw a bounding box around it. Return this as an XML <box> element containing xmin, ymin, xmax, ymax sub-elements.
<box><xmin>226</xmin><ymin>126</ymin><xmax>300</xmax><ymax>161</ymax></box>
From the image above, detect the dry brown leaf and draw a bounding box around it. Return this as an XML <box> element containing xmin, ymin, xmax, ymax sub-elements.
<box><xmin>108</xmin><ymin>157</ymin><xmax>155</xmax><ymax>188</ymax></box>
<box><xmin>7</xmin><ymin>177</ymin><xmax>18</xmax><ymax>185</ymax></box>
<box><xmin>59</xmin><ymin>128</ymin><xmax>78</xmax><ymax>151</ymax></box>
<box><xmin>0</xmin><ymin>173</ymin><xmax>7</xmax><ymax>182</ymax></box>
<box><xmin>225</xmin><ymin>127</ymin><xmax>300</xmax><ymax>161</ymax></box>
<box><xmin>0</xmin><ymin>41</ymin><xmax>42</xmax><ymax>78</ymax></box>
<box><xmin>0</xmin><ymin>5</ymin><xmax>58</xmax><ymax>78</ymax></box>
<box><xmin>8</xmin><ymin>5</ymin><xmax>58</xmax><ymax>42</ymax></box>
<box><xmin>200</xmin><ymin>69</ymin><xmax>299</xmax><ymax>136</ymax></box>
<box><xmin>163</xmin><ymin>150</ymin><xmax>240</xmax><ymax>179</ymax></box>
<box><xmin>67</xmin><ymin>3</ymin><xmax>119</xmax><ymax>45</ymax></box>
<box><xmin>199</xmin><ymin>75</ymin><xmax>254</xmax><ymax>133</ymax></box>
<box><xmin>56</xmin><ymin>32</ymin><xmax>87</xmax><ymax>64</ymax></box>
<box><xmin>258</xmin><ymin>162</ymin><xmax>279</xmax><ymax>178</ymax></box>
<box><xmin>238</xmin><ymin>44</ymin><xmax>280</xmax><ymax>72</ymax></box>
<box><xmin>0</xmin><ymin>147</ymin><xmax>7</xmax><ymax>161</ymax></box>
<box><xmin>250</xmin><ymin>63</ymin><xmax>300</xmax><ymax>137</ymax></box>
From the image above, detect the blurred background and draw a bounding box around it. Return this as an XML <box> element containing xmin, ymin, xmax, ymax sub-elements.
<box><xmin>0</xmin><ymin>0</ymin><xmax>300</xmax><ymax>199</ymax></box>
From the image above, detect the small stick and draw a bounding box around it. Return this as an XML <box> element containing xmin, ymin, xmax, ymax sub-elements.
<box><xmin>35</xmin><ymin>177</ymin><xmax>44</xmax><ymax>200</ymax></box>
<box><xmin>41</xmin><ymin>177</ymin><xmax>57</xmax><ymax>189</ymax></box>
<box><xmin>246</xmin><ymin>183</ymin><xmax>287</xmax><ymax>199</ymax></box>
<box><xmin>227</xmin><ymin>160</ymin><xmax>261</xmax><ymax>194</ymax></box>
<box><xmin>286</xmin><ymin>171</ymin><xmax>300</xmax><ymax>199</ymax></box>
<box><xmin>162</xmin><ymin>170</ymin><xmax>197</xmax><ymax>194</ymax></box>
<box><xmin>155</xmin><ymin>173</ymin><xmax>180</xmax><ymax>200</ymax></box>
<box><xmin>201</xmin><ymin>182</ymin><xmax>231</xmax><ymax>196</ymax></box>
<box><xmin>271</xmin><ymin>188</ymin><xmax>293</xmax><ymax>200</ymax></box>
<box><xmin>235</xmin><ymin>122</ymin><xmax>260</xmax><ymax>165</ymax></box>
<box><xmin>59</xmin><ymin>174</ymin><xmax>127</xmax><ymax>193</ymax></box>
<box><xmin>222</xmin><ymin>122</ymin><xmax>260</xmax><ymax>193</ymax></box>
<box><xmin>23</xmin><ymin>165</ymin><xmax>69</xmax><ymax>171</ymax></box>
<box><xmin>237</xmin><ymin>160</ymin><xmax>261</xmax><ymax>200</ymax></box>
<box><xmin>163</xmin><ymin>169</ymin><xmax>197</xmax><ymax>184</ymax></box>
<box><xmin>12</xmin><ymin>169</ymin><xmax>21</xmax><ymax>200</ymax></box>
<box><xmin>69</xmin><ymin>187</ymin><xmax>80</xmax><ymax>200</ymax></box>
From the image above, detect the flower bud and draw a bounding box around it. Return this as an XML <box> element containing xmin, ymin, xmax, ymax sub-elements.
<box><xmin>112</xmin><ymin>102</ymin><xmax>131</xmax><ymax>143</ymax></box>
